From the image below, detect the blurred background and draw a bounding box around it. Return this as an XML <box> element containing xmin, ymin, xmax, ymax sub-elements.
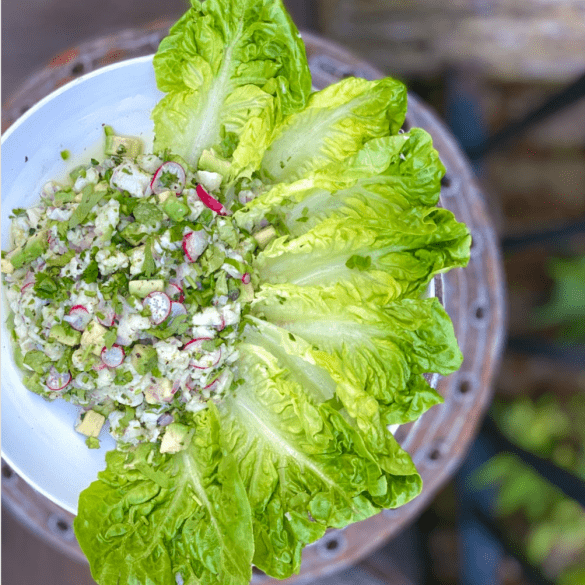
<box><xmin>2</xmin><ymin>0</ymin><xmax>585</xmax><ymax>584</ymax></box>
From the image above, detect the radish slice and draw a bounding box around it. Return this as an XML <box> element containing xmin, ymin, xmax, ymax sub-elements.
<box><xmin>196</xmin><ymin>184</ymin><xmax>229</xmax><ymax>215</ymax></box>
<box><xmin>101</xmin><ymin>344</ymin><xmax>125</xmax><ymax>368</ymax></box>
<box><xmin>96</xmin><ymin>302</ymin><xmax>116</xmax><ymax>327</ymax></box>
<box><xmin>21</xmin><ymin>282</ymin><xmax>34</xmax><ymax>294</ymax></box>
<box><xmin>241</xmin><ymin>272</ymin><xmax>251</xmax><ymax>285</ymax></box>
<box><xmin>165</xmin><ymin>282</ymin><xmax>184</xmax><ymax>302</ymax></box>
<box><xmin>150</xmin><ymin>162</ymin><xmax>186</xmax><ymax>195</ymax></box>
<box><xmin>64</xmin><ymin>305</ymin><xmax>92</xmax><ymax>331</ymax></box>
<box><xmin>46</xmin><ymin>367</ymin><xmax>72</xmax><ymax>391</ymax></box>
<box><xmin>182</xmin><ymin>231</ymin><xmax>207</xmax><ymax>263</ymax></box>
<box><xmin>184</xmin><ymin>338</ymin><xmax>222</xmax><ymax>369</ymax></box>
<box><xmin>204</xmin><ymin>378</ymin><xmax>220</xmax><ymax>392</ymax></box>
<box><xmin>169</xmin><ymin>301</ymin><xmax>188</xmax><ymax>319</ymax></box>
<box><xmin>143</xmin><ymin>291</ymin><xmax>171</xmax><ymax>325</ymax></box>
<box><xmin>93</xmin><ymin>362</ymin><xmax>108</xmax><ymax>372</ymax></box>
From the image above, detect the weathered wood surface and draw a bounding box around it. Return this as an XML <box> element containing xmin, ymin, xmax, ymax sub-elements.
<box><xmin>2</xmin><ymin>22</ymin><xmax>505</xmax><ymax>585</ymax></box>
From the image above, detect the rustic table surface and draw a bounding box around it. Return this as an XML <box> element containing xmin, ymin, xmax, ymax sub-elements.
<box><xmin>2</xmin><ymin>4</ymin><xmax>505</xmax><ymax>584</ymax></box>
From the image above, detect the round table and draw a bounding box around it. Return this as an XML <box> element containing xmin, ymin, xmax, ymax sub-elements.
<box><xmin>1</xmin><ymin>21</ymin><xmax>506</xmax><ymax>584</ymax></box>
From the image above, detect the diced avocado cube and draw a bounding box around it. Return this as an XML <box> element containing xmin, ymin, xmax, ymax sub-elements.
<box><xmin>75</xmin><ymin>410</ymin><xmax>105</xmax><ymax>438</ymax></box>
<box><xmin>198</xmin><ymin>148</ymin><xmax>232</xmax><ymax>176</ymax></box>
<box><xmin>49</xmin><ymin>323</ymin><xmax>82</xmax><ymax>347</ymax></box>
<box><xmin>80</xmin><ymin>321</ymin><xmax>108</xmax><ymax>356</ymax></box>
<box><xmin>253</xmin><ymin>226</ymin><xmax>277</xmax><ymax>250</ymax></box>
<box><xmin>128</xmin><ymin>279</ymin><xmax>165</xmax><ymax>298</ymax></box>
<box><xmin>130</xmin><ymin>344</ymin><xmax>158</xmax><ymax>375</ymax></box>
<box><xmin>104</xmin><ymin>134</ymin><xmax>143</xmax><ymax>158</ymax></box>
<box><xmin>9</xmin><ymin>232</ymin><xmax>48</xmax><ymax>269</ymax></box>
<box><xmin>157</xmin><ymin>190</ymin><xmax>174</xmax><ymax>204</ymax></box>
<box><xmin>240</xmin><ymin>282</ymin><xmax>255</xmax><ymax>303</ymax></box>
<box><xmin>160</xmin><ymin>423</ymin><xmax>190</xmax><ymax>454</ymax></box>
<box><xmin>162</xmin><ymin>197</ymin><xmax>189</xmax><ymax>222</ymax></box>
<box><xmin>1</xmin><ymin>257</ymin><xmax>14</xmax><ymax>274</ymax></box>
<box><xmin>144</xmin><ymin>379</ymin><xmax>173</xmax><ymax>405</ymax></box>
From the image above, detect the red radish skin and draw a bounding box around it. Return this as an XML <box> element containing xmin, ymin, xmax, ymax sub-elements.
<box><xmin>46</xmin><ymin>367</ymin><xmax>72</xmax><ymax>391</ymax></box>
<box><xmin>143</xmin><ymin>292</ymin><xmax>171</xmax><ymax>325</ymax></box>
<box><xmin>183</xmin><ymin>337</ymin><xmax>222</xmax><ymax>369</ymax></box>
<box><xmin>182</xmin><ymin>231</ymin><xmax>207</xmax><ymax>263</ymax></box>
<box><xmin>65</xmin><ymin>305</ymin><xmax>92</xmax><ymax>331</ymax></box>
<box><xmin>195</xmin><ymin>184</ymin><xmax>229</xmax><ymax>215</ymax></box>
<box><xmin>101</xmin><ymin>345</ymin><xmax>125</xmax><ymax>368</ymax></box>
<box><xmin>20</xmin><ymin>282</ymin><xmax>34</xmax><ymax>294</ymax></box>
<box><xmin>151</xmin><ymin>162</ymin><xmax>186</xmax><ymax>195</ymax></box>
<box><xmin>165</xmin><ymin>282</ymin><xmax>184</xmax><ymax>302</ymax></box>
<box><xmin>241</xmin><ymin>272</ymin><xmax>251</xmax><ymax>285</ymax></box>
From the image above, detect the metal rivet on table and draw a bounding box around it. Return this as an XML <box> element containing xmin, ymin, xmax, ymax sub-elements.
<box><xmin>317</xmin><ymin>531</ymin><xmax>346</xmax><ymax>559</ymax></box>
<box><xmin>1</xmin><ymin>463</ymin><xmax>17</xmax><ymax>486</ymax></box>
<box><xmin>47</xmin><ymin>515</ymin><xmax>75</xmax><ymax>541</ymax></box>
<box><xmin>425</xmin><ymin>441</ymin><xmax>445</xmax><ymax>467</ymax></box>
<box><xmin>439</xmin><ymin>173</ymin><xmax>461</xmax><ymax>196</ymax></box>
<box><xmin>469</xmin><ymin>230</ymin><xmax>483</xmax><ymax>258</ymax></box>
<box><xmin>71</xmin><ymin>62</ymin><xmax>84</xmax><ymax>75</ymax></box>
<box><xmin>473</xmin><ymin>302</ymin><xmax>488</xmax><ymax>324</ymax></box>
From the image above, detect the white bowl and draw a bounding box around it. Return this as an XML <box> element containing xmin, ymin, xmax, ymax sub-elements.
<box><xmin>1</xmin><ymin>55</ymin><xmax>162</xmax><ymax>515</ymax></box>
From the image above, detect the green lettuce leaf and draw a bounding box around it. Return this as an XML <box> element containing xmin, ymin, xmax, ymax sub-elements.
<box><xmin>152</xmin><ymin>0</ymin><xmax>311</xmax><ymax>170</ymax></box>
<box><xmin>250</xmin><ymin>283</ymin><xmax>461</xmax><ymax>449</ymax></box>
<box><xmin>260</xmin><ymin>76</ymin><xmax>407</xmax><ymax>183</ymax></box>
<box><xmin>219</xmin><ymin>340</ymin><xmax>421</xmax><ymax>578</ymax></box>
<box><xmin>235</xmin><ymin>128</ymin><xmax>446</xmax><ymax>232</ymax></box>
<box><xmin>74</xmin><ymin>408</ymin><xmax>254</xmax><ymax>585</ymax></box>
<box><xmin>253</xmin><ymin>207</ymin><xmax>470</xmax><ymax>303</ymax></box>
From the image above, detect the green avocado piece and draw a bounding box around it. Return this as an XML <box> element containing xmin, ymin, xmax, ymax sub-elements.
<box><xmin>162</xmin><ymin>197</ymin><xmax>189</xmax><ymax>222</ymax></box>
<box><xmin>128</xmin><ymin>279</ymin><xmax>165</xmax><ymax>298</ymax></box>
<box><xmin>10</xmin><ymin>232</ymin><xmax>48</xmax><ymax>269</ymax></box>
<box><xmin>198</xmin><ymin>148</ymin><xmax>232</xmax><ymax>176</ymax></box>
<box><xmin>120</xmin><ymin>223</ymin><xmax>148</xmax><ymax>246</ymax></box>
<box><xmin>104</xmin><ymin>135</ymin><xmax>143</xmax><ymax>158</ymax></box>
<box><xmin>129</xmin><ymin>344</ymin><xmax>158</xmax><ymax>375</ymax></box>
<box><xmin>49</xmin><ymin>323</ymin><xmax>82</xmax><ymax>347</ymax></box>
<box><xmin>160</xmin><ymin>423</ymin><xmax>190</xmax><ymax>454</ymax></box>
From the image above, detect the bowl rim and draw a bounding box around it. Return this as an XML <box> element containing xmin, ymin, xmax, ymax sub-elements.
<box><xmin>1</xmin><ymin>54</ymin><xmax>155</xmax><ymax>145</ymax></box>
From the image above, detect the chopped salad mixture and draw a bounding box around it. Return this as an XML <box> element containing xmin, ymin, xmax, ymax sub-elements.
<box><xmin>3</xmin><ymin>132</ymin><xmax>260</xmax><ymax>449</ymax></box>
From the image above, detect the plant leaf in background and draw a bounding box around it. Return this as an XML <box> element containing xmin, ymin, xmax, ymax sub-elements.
<box><xmin>531</xmin><ymin>255</ymin><xmax>585</xmax><ymax>341</ymax></box>
<box><xmin>473</xmin><ymin>453</ymin><xmax>585</xmax><ymax>582</ymax></box>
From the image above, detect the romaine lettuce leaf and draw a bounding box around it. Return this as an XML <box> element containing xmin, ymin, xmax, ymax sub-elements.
<box><xmin>235</xmin><ymin>128</ymin><xmax>446</xmax><ymax>232</ymax></box>
<box><xmin>250</xmin><ymin>283</ymin><xmax>461</xmax><ymax>449</ymax></box>
<box><xmin>253</xmin><ymin>208</ymin><xmax>470</xmax><ymax>303</ymax></box>
<box><xmin>219</xmin><ymin>341</ymin><xmax>421</xmax><ymax>578</ymax></box>
<box><xmin>260</xmin><ymin>77</ymin><xmax>407</xmax><ymax>183</ymax></box>
<box><xmin>74</xmin><ymin>408</ymin><xmax>254</xmax><ymax>585</ymax></box>
<box><xmin>152</xmin><ymin>0</ymin><xmax>311</xmax><ymax>170</ymax></box>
